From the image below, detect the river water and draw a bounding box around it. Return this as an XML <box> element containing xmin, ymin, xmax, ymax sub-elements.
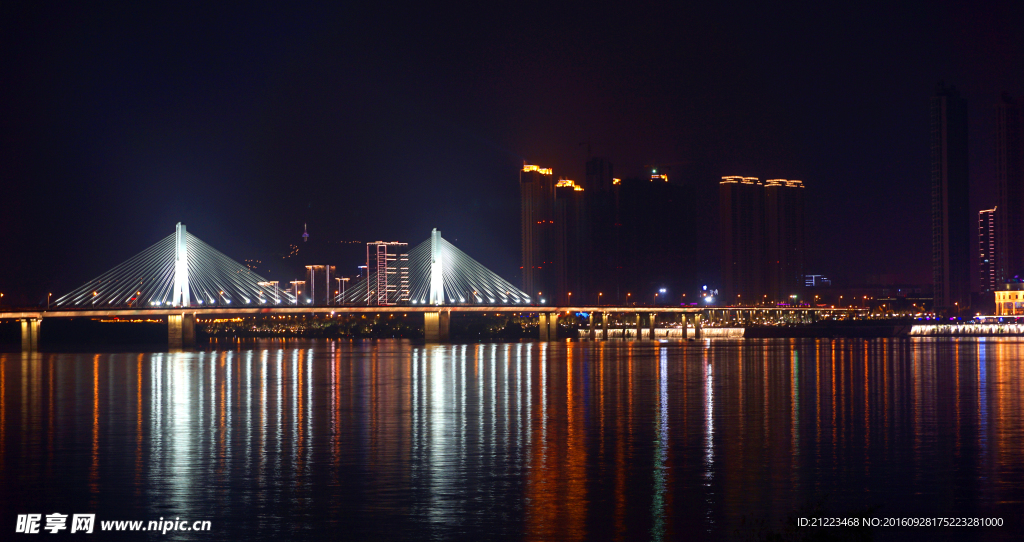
<box><xmin>0</xmin><ymin>338</ymin><xmax>1021</xmax><ymax>540</ymax></box>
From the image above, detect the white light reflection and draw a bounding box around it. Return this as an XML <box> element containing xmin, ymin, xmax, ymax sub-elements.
<box><xmin>291</xmin><ymin>349</ymin><xmax>299</xmax><ymax>470</ymax></box>
<box><xmin>427</xmin><ymin>345</ymin><xmax>458</xmax><ymax>524</ymax></box>
<box><xmin>259</xmin><ymin>350</ymin><xmax>268</xmax><ymax>497</ymax></box>
<box><xmin>306</xmin><ymin>348</ymin><xmax>314</xmax><ymax>470</ymax></box>
<box><xmin>245</xmin><ymin>350</ymin><xmax>253</xmax><ymax>475</ymax></box>
<box><xmin>168</xmin><ymin>352</ymin><xmax>192</xmax><ymax>511</ymax></box>
<box><xmin>651</xmin><ymin>345</ymin><xmax>669</xmax><ymax>540</ymax></box>
<box><xmin>525</xmin><ymin>342</ymin><xmax>532</xmax><ymax>459</ymax></box>
<box><xmin>459</xmin><ymin>344</ymin><xmax>467</xmax><ymax>466</ymax></box>
<box><xmin>226</xmin><ymin>350</ymin><xmax>234</xmax><ymax>473</ymax></box>
<box><xmin>703</xmin><ymin>349</ymin><xmax>715</xmax><ymax>531</ymax></box>
<box><xmin>276</xmin><ymin>349</ymin><xmax>283</xmax><ymax>473</ymax></box>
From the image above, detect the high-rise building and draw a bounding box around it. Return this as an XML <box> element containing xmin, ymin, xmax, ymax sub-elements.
<box><xmin>554</xmin><ymin>178</ymin><xmax>586</xmax><ymax>305</ymax></box>
<box><xmin>584</xmin><ymin>157</ymin><xmax>614</xmax><ymax>192</ymax></box>
<box><xmin>720</xmin><ymin>176</ymin><xmax>807</xmax><ymax>305</ymax></box>
<box><xmin>996</xmin><ymin>93</ymin><xmax>1024</xmax><ymax>283</ymax></box>
<box><xmin>583</xmin><ymin>158</ymin><xmax>618</xmax><ymax>303</ymax></box>
<box><xmin>765</xmin><ymin>179</ymin><xmax>805</xmax><ymax>302</ymax></box>
<box><xmin>979</xmin><ymin>207</ymin><xmax>998</xmax><ymax>292</ymax></box>
<box><xmin>720</xmin><ymin>176</ymin><xmax>765</xmax><ymax>304</ymax></box>
<box><xmin>930</xmin><ymin>83</ymin><xmax>970</xmax><ymax>310</ymax></box>
<box><xmin>520</xmin><ymin>164</ymin><xmax>556</xmax><ymax>301</ymax></box>
<box><xmin>365</xmin><ymin>242</ymin><xmax>409</xmax><ymax>306</ymax></box>
<box><xmin>305</xmin><ymin>265</ymin><xmax>336</xmax><ymax>305</ymax></box>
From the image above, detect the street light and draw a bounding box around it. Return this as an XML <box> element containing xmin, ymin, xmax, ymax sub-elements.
<box><xmin>598</xmin><ymin>292</ymin><xmax>603</xmax><ymax>305</ymax></box>
<box><xmin>567</xmin><ymin>291</ymin><xmax>572</xmax><ymax>305</ymax></box>
<box><xmin>47</xmin><ymin>293</ymin><xmax>52</xmax><ymax>309</ymax></box>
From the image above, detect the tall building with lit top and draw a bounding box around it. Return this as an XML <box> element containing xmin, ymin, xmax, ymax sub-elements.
<box><xmin>554</xmin><ymin>178</ymin><xmax>586</xmax><ymax>305</ymax></box>
<box><xmin>930</xmin><ymin>83</ymin><xmax>970</xmax><ymax>310</ymax></box>
<box><xmin>979</xmin><ymin>207</ymin><xmax>997</xmax><ymax>292</ymax></box>
<box><xmin>996</xmin><ymin>93</ymin><xmax>1024</xmax><ymax>284</ymax></box>
<box><xmin>765</xmin><ymin>179</ymin><xmax>805</xmax><ymax>302</ymax></box>
<box><xmin>520</xmin><ymin>164</ymin><xmax>555</xmax><ymax>301</ymax></box>
<box><xmin>720</xmin><ymin>176</ymin><xmax>764</xmax><ymax>303</ymax></box>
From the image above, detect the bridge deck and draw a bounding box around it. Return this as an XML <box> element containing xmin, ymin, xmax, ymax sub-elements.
<box><xmin>0</xmin><ymin>305</ymin><xmax>716</xmax><ymax>320</ymax></box>
<box><xmin>0</xmin><ymin>305</ymin><xmax>863</xmax><ymax>321</ymax></box>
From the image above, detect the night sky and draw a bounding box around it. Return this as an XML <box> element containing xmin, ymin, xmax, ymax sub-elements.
<box><xmin>2</xmin><ymin>1</ymin><xmax>1022</xmax><ymax>305</ymax></box>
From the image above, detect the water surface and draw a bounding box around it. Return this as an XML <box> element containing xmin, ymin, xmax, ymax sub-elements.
<box><xmin>1</xmin><ymin>338</ymin><xmax>1021</xmax><ymax>540</ymax></box>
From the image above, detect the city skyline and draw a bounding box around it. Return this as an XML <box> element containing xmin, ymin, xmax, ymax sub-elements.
<box><xmin>1</xmin><ymin>2</ymin><xmax>1023</xmax><ymax>306</ymax></box>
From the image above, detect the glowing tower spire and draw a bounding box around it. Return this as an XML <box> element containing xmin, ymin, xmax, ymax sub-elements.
<box><xmin>429</xmin><ymin>228</ymin><xmax>444</xmax><ymax>305</ymax></box>
<box><xmin>172</xmin><ymin>222</ymin><xmax>190</xmax><ymax>307</ymax></box>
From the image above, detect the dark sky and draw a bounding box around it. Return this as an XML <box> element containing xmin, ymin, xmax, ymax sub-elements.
<box><xmin>2</xmin><ymin>1</ymin><xmax>1022</xmax><ymax>305</ymax></box>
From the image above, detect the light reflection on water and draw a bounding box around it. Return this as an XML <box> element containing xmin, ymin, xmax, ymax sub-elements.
<box><xmin>0</xmin><ymin>338</ymin><xmax>1022</xmax><ymax>541</ymax></box>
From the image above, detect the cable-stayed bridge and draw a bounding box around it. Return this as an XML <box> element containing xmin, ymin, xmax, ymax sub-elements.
<box><xmin>52</xmin><ymin>225</ymin><xmax>530</xmax><ymax>309</ymax></box>
<box><xmin>2</xmin><ymin>224</ymin><xmax>863</xmax><ymax>350</ymax></box>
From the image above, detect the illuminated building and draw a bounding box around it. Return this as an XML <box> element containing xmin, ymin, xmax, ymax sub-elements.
<box><xmin>979</xmin><ymin>207</ymin><xmax>998</xmax><ymax>292</ymax></box>
<box><xmin>720</xmin><ymin>177</ymin><xmax>764</xmax><ymax>303</ymax></box>
<box><xmin>804</xmin><ymin>274</ymin><xmax>831</xmax><ymax>287</ymax></box>
<box><xmin>365</xmin><ymin>242</ymin><xmax>409</xmax><ymax>306</ymax></box>
<box><xmin>554</xmin><ymin>179</ymin><xmax>586</xmax><ymax>304</ymax></box>
<box><xmin>995</xmin><ymin>278</ymin><xmax>1024</xmax><ymax>315</ymax></box>
<box><xmin>520</xmin><ymin>164</ymin><xmax>556</xmax><ymax>300</ymax></box>
<box><xmin>719</xmin><ymin>177</ymin><xmax>806</xmax><ymax>304</ymax></box>
<box><xmin>931</xmin><ymin>83</ymin><xmax>970</xmax><ymax>310</ymax></box>
<box><xmin>996</xmin><ymin>93</ymin><xmax>1024</xmax><ymax>285</ymax></box>
<box><xmin>765</xmin><ymin>179</ymin><xmax>805</xmax><ymax>303</ymax></box>
<box><xmin>305</xmin><ymin>265</ymin><xmax>336</xmax><ymax>305</ymax></box>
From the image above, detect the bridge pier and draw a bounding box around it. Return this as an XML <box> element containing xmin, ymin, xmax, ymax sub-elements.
<box><xmin>601</xmin><ymin>312</ymin><xmax>609</xmax><ymax>340</ymax></box>
<box><xmin>539</xmin><ymin>312</ymin><xmax>558</xmax><ymax>341</ymax></box>
<box><xmin>649</xmin><ymin>313</ymin><xmax>656</xmax><ymax>340</ymax></box>
<box><xmin>167</xmin><ymin>313</ymin><xmax>196</xmax><ymax>350</ymax></box>
<box><xmin>21</xmin><ymin>318</ymin><xmax>40</xmax><ymax>351</ymax></box>
<box><xmin>635</xmin><ymin>313</ymin><xmax>642</xmax><ymax>340</ymax></box>
<box><xmin>588</xmin><ymin>312</ymin><xmax>596</xmax><ymax>340</ymax></box>
<box><xmin>425</xmin><ymin>310</ymin><xmax>450</xmax><ymax>343</ymax></box>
